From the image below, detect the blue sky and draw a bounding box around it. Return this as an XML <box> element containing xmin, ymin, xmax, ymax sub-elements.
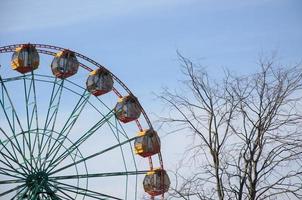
<box><xmin>1</xmin><ymin>1</ymin><xmax>301</xmax><ymax>81</ymax></box>
<box><xmin>1</xmin><ymin>0</ymin><xmax>302</xmax><ymax>197</ymax></box>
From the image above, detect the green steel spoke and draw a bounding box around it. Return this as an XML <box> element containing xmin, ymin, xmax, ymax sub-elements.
<box><xmin>115</xmin><ymin>118</ymin><xmax>140</xmax><ymax>199</ymax></box>
<box><xmin>49</xmin><ymin>170</ymin><xmax>147</xmax><ymax>180</ymax></box>
<box><xmin>0</xmin><ymin>145</ymin><xmax>28</xmax><ymax>176</ymax></box>
<box><xmin>51</xmin><ymin>193</ymin><xmax>72</xmax><ymax>200</ymax></box>
<box><xmin>116</xmin><ymin>119</ymin><xmax>140</xmax><ymax>171</ymax></box>
<box><xmin>0</xmin><ymin>75</ymin><xmax>26</xmax><ymax>83</ymax></box>
<box><xmin>49</xmin><ymin>180</ymin><xmax>122</xmax><ymax>200</ymax></box>
<box><xmin>41</xmin><ymin>90</ymin><xmax>90</xmax><ymax>171</ymax></box>
<box><xmin>0</xmin><ymin>133</ymin><xmax>30</xmax><ymax>175</ymax></box>
<box><xmin>91</xmin><ymin>104</ymin><xmax>140</xmax><ymax>198</ymax></box>
<box><xmin>0</xmin><ymin>178</ymin><xmax>25</xmax><ymax>184</ymax></box>
<box><xmin>54</xmin><ymin>194</ymin><xmax>71</xmax><ymax>200</ymax></box>
<box><xmin>77</xmin><ymin>90</ymin><xmax>131</xmax><ymax>139</ymax></box>
<box><xmin>10</xmin><ymin>185</ymin><xmax>28</xmax><ymax>200</ymax></box>
<box><xmin>113</xmin><ymin>117</ymin><xmax>129</xmax><ymax>200</ymax></box>
<box><xmin>0</xmin><ymin>150</ymin><xmax>28</xmax><ymax>176</ymax></box>
<box><xmin>42</xmin><ymin>78</ymin><xmax>64</xmax><ymax>131</ymax></box>
<box><xmin>0</xmin><ymin>130</ymin><xmax>27</xmax><ymax>173</ymax></box>
<box><xmin>0</xmin><ymin>77</ymin><xmax>33</xmax><ymax>172</ymax></box>
<box><xmin>28</xmin><ymin>176</ymin><xmax>52</xmax><ymax>200</ymax></box>
<box><xmin>113</xmin><ymin>117</ymin><xmax>128</xmax><ymax>172</ymax></box>
<box><xmin>38</xmin><ymin>78</ymin><xmax>64</xmax><ymax>168</ymax></box>
<box><xmin>57</xmin><ymin>188</ymin><xmax>114</xmax><ymax>200</ymax></box>
<box><xmin>0</xmin><ymin>128</ymin><xmax>31</xmax><ymax>174</ymax></box>
<box><xmin>45</xmin><ymin>109</ymin><xmax>115</xmax><ymax>173</ymax></box>
<box><xmin>27</xmin><ymin>193</ymin><xmax>34</xmax><ymax>200</ymax></box>
<box><xmin>52</xmin><ymin>195</ymin><xmax>66</xmax><ymax>200</ymax></box>
<box><xmin>20</xmin><ymin>129</ymin><xmax>89</xmax><ymax>184</ymax></box>
<box><xmin>86</xmin><ymin>98</ymin><xmax>129</xmax><ymax>139</ymax></box>
<box><xmin>38</xmin><ymin>192</ymin><xmax>51</xmax><ymax>200</ymax></box>
<box><xmin>52</xmin><ymin>186</ymin><xmax>100</xmax><ymax>200</ymax></box>
<box><xmin>0</xmin><ymin>183</ymin><xmax>26</xmax><ymax>196</ymax></box>
<box><xmin>36</xmin><ymin>129</ymin><xmax>86</xmax><ymax>159</ymax></box>
<box><xmin>23</xmin><ymin>72</ymin><xmax>40</xmax><ymax>170</ymax></box>
<box><xmin>0</xmin><ymin>140</ymin><xmax>21</xmax><ymax>173</ymax></box>
<box><xmin>43</xmin><ymin>183</ymin><xmax>64</xmax><ymax>200</ymax></box>
<box><xmin>46</xmin><ymin>182</ymin><xmax>74</xmax><ymax>200</ymax></box>
<box><xmin>48</xmin><ymin>135</ymin><xmax>139</xmax><ymax>175</ymax></box>
<box><xmin>0</xmin><ymin>166</ymin><xmax>15</xmax><ymax>175</ymax></box>
<box><xmin>44</xmin><ymin>76</ymin><xmax>129</xmax><ymax>140</ymax></box>
<box><xmin>28</xmin><ymin>183</ymin><xmax>43</xmax><ymax>200</ymax></box>
<box><xmin>55</xmin><ymin>195</ymin><xmax>71</xmax><ymax>200</ymax></box>
<box><xmin>0</xmin><ymin>167</ymin><xmax>25</xmax><ymax>180</ymax></box>
<box><xmin>0</xmin><ymin>76</ymin><xmax>24</xmax><ymax>133</ymax></box>
<box><xmin>0</xmin><ymin>147</ymin><xmax>29</xmax><ymax>176</ymax></box>
<box><xmin>44</xmin><ymin>88</ymin><xmax>142</xmax><ymax>198</ymax></box>
<box><xmin>57</xmin><ymin>110</ymin><xmax>140</xmax><ymax>199</ymax></box>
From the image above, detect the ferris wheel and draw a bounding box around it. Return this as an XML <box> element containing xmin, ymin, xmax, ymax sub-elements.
<box><xmin>0</xmin><ymin>43</ymin><xmax>170</xmax><ymax>200</ymax></box>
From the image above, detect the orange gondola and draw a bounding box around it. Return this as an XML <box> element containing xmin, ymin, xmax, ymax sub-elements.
<box><xmin>51</xmin><ymin>50</ymin><xmax>79</xmax><ymax>79</ymax></box>
<box><xmin>143</xmin><ymin>169</ymin><xmax>170</xmax><ymax>196</ymax></box>
<box><xmin>134</xmin><ymin>129</ymin><xmax>160</xmax><ymax>157</ymax></box>
<box><xmin>114</xmin><ymin>95</ymin><xmax>141</xmax><ymax>123</ymax></box>
<box><xmin>86</xmin><ymin>68</ymin><xmax>113</xmax><ymax>96</ymax></box>
<box><xmin>11</xmin><ymin>44</ymin><xmax>39</xmax><ymax>74</ymax></box>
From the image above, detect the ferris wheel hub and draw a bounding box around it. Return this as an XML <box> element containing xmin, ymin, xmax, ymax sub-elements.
<box><xmin>26</xmin><ymin>171</ymin><xmax>49</xmax><ymax>188</ymax></box>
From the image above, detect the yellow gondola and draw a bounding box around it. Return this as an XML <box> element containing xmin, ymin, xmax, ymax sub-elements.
<box><xmin>51</xmin><ymin>50</ymin><xmax>79</xmax><ymax>79</ymax></box>
<box><xmin>86</xmin><ymin>68</ymin><xmax>113</xmax><ymax>96</ymax></box>
<box><xmin>143</xmin><ymin>169</ymin><xmax>170</xmax><ymax>196</ymax></box>
<box><xmin>11</xmin><ymin>44</ymin><xmax>39</xmax><ymax>74</ymax></box>
<box><xmin>114</xmin><ymin>95</ymin><xmax>141</xmax><ymax>123</ymax></box>
<box><xmin>134</xmin><ymin>129</ymin><xmax>160</xmax><ymax>157</ymax></box>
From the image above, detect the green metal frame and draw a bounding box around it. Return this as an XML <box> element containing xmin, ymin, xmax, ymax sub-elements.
<box><xmin>0</xmin><ymin>73</ymin><xmax>146</xmax><ymax>200</ymax></box>
<box><xmin>0</xmin><ymin>43</ymin><xmax>167</xmax><ymax>200</ymax></box>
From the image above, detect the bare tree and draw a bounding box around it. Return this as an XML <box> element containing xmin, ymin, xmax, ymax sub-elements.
<box><xmin>159</xmin><ymin>54</ymin><xmax>302</xmax><ymax>200</ymax></box>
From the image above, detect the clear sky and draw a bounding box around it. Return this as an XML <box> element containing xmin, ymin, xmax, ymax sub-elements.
<box><xmin>1</xmin><ymin>0</ymin><xmax>302</xmax><ymax>198</ymax></box>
